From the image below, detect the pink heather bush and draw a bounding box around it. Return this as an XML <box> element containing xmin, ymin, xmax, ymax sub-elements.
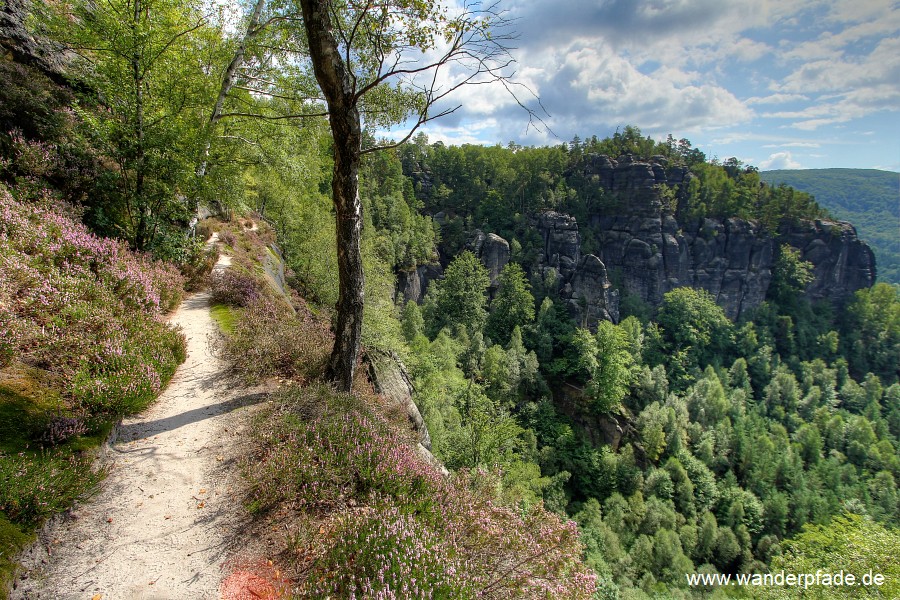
<box><xmin>304</xmin><ymin>501</ymin><xmax>469</xmax><ymax>599</ymax></box>
<box><xmin>219</xmin><ymin>294</ymin><xmax>331</xmax><ymax>383</ymax></box>
<box><xmin>211</xmin><ymin>268</ymin><xmax>263</xmax><ymax>307</ymax></box>
<box><xmin>246</xmin><ymin>384</ymin><xmax>597</xmax><ymax>599</ymax></box>
<box><xmin>0</xmin><ymin>186</ymin><xmax>186</xmax><ymax>416</ymax></box>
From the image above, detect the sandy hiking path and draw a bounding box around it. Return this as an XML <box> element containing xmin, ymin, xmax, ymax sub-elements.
<box><xmin>13</xmin><ymin>250</ymin><xmax>265</xmax><ymax>599</ymax></box>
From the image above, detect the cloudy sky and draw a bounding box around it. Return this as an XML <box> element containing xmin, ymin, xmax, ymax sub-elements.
<box><xmin>387</xmin><ymin>0</ymin><xmax>899</xmax><ymax>171</ymax></box>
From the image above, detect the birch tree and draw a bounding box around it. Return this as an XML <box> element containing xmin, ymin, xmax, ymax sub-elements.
<box><xmin>47</xmin><ymin>0</ymin><xmax>215</xmax><ymax>251</ymax></box>
<box><xmin>296</xmin><ymin>0</ymin><xmax>534</xmax><ymax>390</ymax></box>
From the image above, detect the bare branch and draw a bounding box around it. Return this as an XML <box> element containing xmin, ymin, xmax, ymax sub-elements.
<box><xmin>217</xmin><ymin>134</ymin><xmax>262</xmax><ymax>146</ymax></box>
<box><xmin>217</xmin><ymin>111</ymin><xmax>328</xmax><ymax>120</ymax></box>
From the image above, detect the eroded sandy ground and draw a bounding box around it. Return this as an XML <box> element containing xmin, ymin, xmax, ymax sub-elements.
<box><xmin>13</xmin><ymin>251</ymin><xmax>264</xmax><ymax>599</ymax></box>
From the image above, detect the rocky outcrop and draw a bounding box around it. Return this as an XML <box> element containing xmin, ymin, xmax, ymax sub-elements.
<box><xmin>394</xmin><ymin>229</ymin><xmax>511</xmax><ymax>304</ymax></box>
<box><xmin>400</xmin><ymin>154</ymin><xmax>874</xmax><ymax>325</ymax></box>
<box><xmin>481</xmin><ymin>234</ymin><xmax>511</xmax><ymax>287</ymax></box>
<box><xmin>262</xmin><ymin>243</ymin><xmax>291</xmax><ymax>300</ymax></box>
<box><xmin>553</xmin><ymin>382</ymin><xmax>632</xmax><ymax>451</ymax></box>
<box><xmin>579</xmin><ymin>153</ymin><xmax>693</xmax><ymax>216</ymax></box>
<box><xmin>365</xmin><ymin>350</ymin><xmax>431</xmax><ymax>449</ymax></box>
<box><xmin>594</xmin><ymin>212</ymin><xmax>775</xmax><ymax>318</ymax></box>
<box><xmin>1</xmin><ymin>0</ymin><xmax>72</xmax><ymax>83</ymax></box>
<box><xmin>537</xmin><ymin>212</ymin><xmax>581</xmax><ymax>277</ymax></box>
<box><xmin>574</xmin><ymin>154</ymin><xmax>875</xmax><ymax>319</ymax></box>
<box><xmin>567</xmin><ymin>254</ymin><xmax>620</xmax><ymax>326</ymax></box>
<box><xmin>365</xmin><ymin>349</ymin><xmax>449</xmax><ymax>476</ymax></box>
<box><xmin>396</xmin><ymin>263</ymin><xmax>443</xmax><ymax>304</ymax></box>
<box><xmin>533</xmin><ymin>212</ymin><xmax>620</xmax><ymax>328</ymax></box>
<box><xmin>467</xmin><ymin>229</ymin><xmax>510</xmax><ymax>290</ymax></box>
<box><xmin>778</xmin><ymin>219</ymin><xmax>876</xmax><ymax>305</ymax></box>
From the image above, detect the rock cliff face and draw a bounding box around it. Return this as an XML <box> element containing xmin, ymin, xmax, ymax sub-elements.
<box><xmin>396</xmin><ymin>263</ymin><xmax>443</xmax><ymax>304</ymax></box>
<box><xmin>777</xmin><ymin>219</ymin><xmax>876</xmax><ymax>305</ymax></box>
<box><xmin>1</xmin><ymin>0</ymin><xmax>72</xmax><ymax>82</ymax></box>
<box><xmin>467</xmin><ymin>229</ymin><xmax>511</xmax><ymax>296</ymax></box>
<box><xmin>531</xmin><ymin>212</ymin><xmax>620</xmax><ymax>327</ymax></box>
<box><xmin>574</xmin><ymin>154</ymin><xmax>875</xmax><ymax>319</ymax></box>
<box><xmin>592</xmin><ymin>211</ymin><xmax>776</xmax><ymax>319</ymax></box>
<box><xmin>400</xmin><ymin>154</ymin><xmax>875</xmax><ymax>326</ymax></box>
<box><xmin>396</xmin><ymin>229</ymin><xmax>511</xmax><ymax>304</ymax></box>
<box><xmin>365</xmin><ymin>349</ymin><xmax>449</xmax><ymax>475</ymax></box>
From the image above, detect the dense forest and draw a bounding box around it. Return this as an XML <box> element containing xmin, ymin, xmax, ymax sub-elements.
<box><xmin>1</xmin><ymin>0</ymin><xmax>899</xmax><ymax>596</ymax></box>
<box><xmin>760</xmin><ymin>169</ymin><xmax>900</xmax><ymax>285</ymax></box>
<box><xmin>353</xmin><ymin>135</ymin><xmax>900</xmax><ymax>598</ymax></box>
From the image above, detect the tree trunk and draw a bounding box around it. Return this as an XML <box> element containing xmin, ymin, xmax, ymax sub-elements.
<box><xmin>299</xmin><ymin>0</ymin><xmax>364</xmax><ymax>392</ymax></box>
<box><xmin>132</xmin><ymin>0</ymin><xmax>148</xmax><ymax>250</ymax></box>
<box><xmin>196</xmin><ymin>0</ymin><xmax>266</xmax><ymax>181</ymax></box>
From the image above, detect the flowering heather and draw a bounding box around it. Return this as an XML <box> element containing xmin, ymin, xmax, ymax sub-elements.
<box><xmin>218</xmin><ymin>293</ymin><xmax>331</xmax><ymax>383</ymax></box>
<box><xmin>0</xmin><ymin>186</ymin><xmax>186</xmax><ymax>415</ymax></box>
<box><xmin>305</xmin><ymin>501</ymin><xmax>469</xmax><ymax>599</ymax></box>
<box><xmin>0</xmin><ymin>449</ymin><xmax>103</xmax><ymax>525</ymax></box>
<box><xmin>211</xmin><ymin>269</ymin><xmax>263</xmax><ymax>307</ymax></box>
<box><xmin>246</xmin><ymin>385</ymin><xmax>597</xmax><ymax>598</ymax></box>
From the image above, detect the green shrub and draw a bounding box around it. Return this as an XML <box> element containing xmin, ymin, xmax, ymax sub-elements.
<box><xmin>0</xmin><ymin>449</ymin><xmax>103</xmax><ymax>525</ymax></box>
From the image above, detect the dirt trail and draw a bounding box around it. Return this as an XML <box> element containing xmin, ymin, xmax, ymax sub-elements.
<box><xmin>14</xmin><ymin>246</ymin><xmax>262</xmax><ymax>599</ymax></box>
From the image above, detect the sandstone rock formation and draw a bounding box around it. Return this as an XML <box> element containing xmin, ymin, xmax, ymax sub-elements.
<box><xmin>575</xmin><ymin>154</ymin><xmax>875</xmax><ymax>319</ymax></box>
<box><xmin>396</xmin><ymin>263</ymin><xmax>443</xmax><ymax>304</ymax></box>
<box><xmin>365</xmin><ymin>349</ymin><xmax>449</xmax><ymax>475</ymax></box>
<box><xmin>466</xmin><ymin>229</ymin><xmax>510</xmax><ymax>289</ymax></box>
<box><xmin>532</xmin><ymin>211</ymin><xmax>620</xmax><ymax>328</ymax></box>
<box><xmin>1</xmin><ymin>0</ymin><xmax>72</xmax><ymax>82</ymax></box>
<box><xmin>777</xmin><ymin>219</ymin><xmax>876</xmax><ymax>305</ymax></box>
<box><xmin>398</xmin><ymin>154</ymin><xmax>874</xmax><ymax>327</ymax></box>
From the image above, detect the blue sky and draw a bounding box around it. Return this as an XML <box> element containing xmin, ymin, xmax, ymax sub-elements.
<box><xmin>397</xmin><ymin>0</ymin><xmax>900</xmax><ymax>171</ymax></box>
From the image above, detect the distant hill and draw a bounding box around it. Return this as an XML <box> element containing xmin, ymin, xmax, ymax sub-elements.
<box><xmin>760</xmin><ymin>169</ymin><xmax>900</xmax><ymax>285</ymax></box>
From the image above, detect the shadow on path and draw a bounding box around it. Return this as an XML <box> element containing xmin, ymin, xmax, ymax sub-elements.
<box><xmin>117</xmin><ymin>392</ymin><xmax>269</xmax><ymax>442</ymax></box>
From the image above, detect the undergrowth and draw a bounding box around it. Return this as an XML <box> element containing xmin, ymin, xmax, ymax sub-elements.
<box><xmin>245</xmin><ymin>384</ymin><xmax>597</xmax><ymax>598</ymax></box>
<box><xmin>209</xmin><ymin>221</ymin><xmax>330</xmax><ymax>384</ymax></box>
<box><xmin>0</xmin><ymin>187</ymin><xmax>187</xmax><ymax>595</ymax></box>
<box><xmin>0</xmin><ymin>187</ymin><xmax>185</xmax><ymax>415</ymax></box>
<box><xmin>210</xmin><ymin>215</ymin><xmax>597</xmax><ymax>597</ymax></box>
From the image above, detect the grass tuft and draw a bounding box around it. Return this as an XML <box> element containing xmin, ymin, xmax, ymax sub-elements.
<box><xmin>210</xmin><ymin>303</ymin><xmax>238</xmax><ymax>335</ymax></box>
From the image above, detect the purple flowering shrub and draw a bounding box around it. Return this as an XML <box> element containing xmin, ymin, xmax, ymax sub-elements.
<box><xmin>215</xmin><ymin>218</ymin><xmax>278</xmax><ymax>263</ymax></box>
<box><xmin>219</xmin><ymin>228</ymin><xmax>237</xmax><ymax>248</ymax></box>
<box><xmin>306</xmin><ymin>501</ymin><xmax>470</xmax><ymax>599</ymax></box>
<box><xmin>38</xmin><ymin>415</ymin><xmax>87</xmax><ymax>445</ymax></box>
<box><xmin>218</xmin><ymin>293</ymin><xmax>331</xmax><ymax>383</ymax></box>
<box><xmin>0</xmin><ymin>187</ymin><xmax>186</xmax><ymax>415</ymax></box>
<box><xmin>246</xmin><ymin>384</ymin><xmax>597</xmax><ymax>598</ymax></box>
<box><xmin>211</xmin><ymin>268</ymin><xmax>263</xmax><ymax>307</ymax></box>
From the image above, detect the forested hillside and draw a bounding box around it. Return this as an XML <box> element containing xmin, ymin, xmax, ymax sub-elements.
<box><xmin>1</xmin><ymin>0</ymin><xmax>899</xmax><ymax>597</ymax></box>
<box><xmin>760</xmin><ymin>169</ymin><xmax>900</xmax><ymax>285</ymax></box>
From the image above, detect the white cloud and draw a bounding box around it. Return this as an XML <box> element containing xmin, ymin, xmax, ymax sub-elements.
<box><xmin>778</xmin><ymin>36</ymin><xmax>900</xmax><ymax>94</ymax></box>
<box><xmin>824</xmin><ymin>0</ymin><xmax>897</xmax><ymax>23</ymax></box>
<box><xmin>760</xmin><ymin>151</ymin><xmax>803</xmax><ymax>169</ymax></box>
<box><xmin>406</xmin><ymin>0</ymin><xmax>896</xmax><ymax>164</ymax></box>
<box><xmin>730</xmin><ymin>37</ymin><xmax>773</xmax><ymax>62</ymax></box>
<box><xmin>762</xmin><ymin>142</ymin><xmax>822</xmax><ymax>148</ymax></box>
<box><xmin>747</xmin><ymin>93</ymin><xmax>809</xmax><ymax>105</ymax></box>
<box><xmin>527</xmin><ymin>42</ymin><xmax>753</xmax><ymax>134</ymax></box>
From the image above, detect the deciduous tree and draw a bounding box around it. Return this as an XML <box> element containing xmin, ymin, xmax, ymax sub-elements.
<box><xmin>296</xmin><ymin>0</ymin><xmax>535</xmax><ymax>390</ymax></box>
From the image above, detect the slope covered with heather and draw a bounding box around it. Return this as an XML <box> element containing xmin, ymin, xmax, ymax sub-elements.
<box><xmin>0</xmin><ymin>188</ymin><xmax>187</xmax><ymax>592</ymax></box>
